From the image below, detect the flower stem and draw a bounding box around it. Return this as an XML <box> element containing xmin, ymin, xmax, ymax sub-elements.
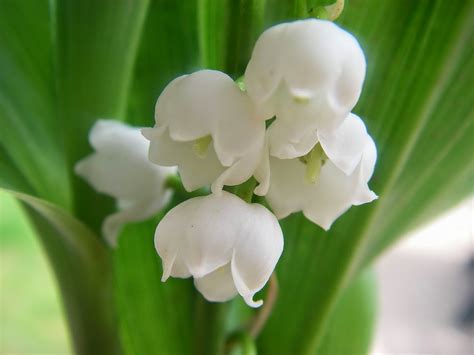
<box><xmin>194</xmin><ymin>298</ymin><xmax>230</xmax><ymax>355</ymax></box>
<box><xmin>248</xmin><ymin>272</ymin><xmax>279</xmax><ymax>338</ymax></box>
<box><xmin>230</xmin><ymin>177</ymin><xmax>257</xmax><ymax>203</ymax></box>
<box><xmin>225</xmin><ymin>331</ymin><xmax>257</xmax><ymax>355</ymax></box>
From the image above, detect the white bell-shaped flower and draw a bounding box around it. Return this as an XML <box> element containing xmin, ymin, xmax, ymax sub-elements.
<box><xmin>75</xmin><ymin>120</ymin><xmax>176</xmax><ymax>246</ymax></box>
<box><xmin>258</xmin><ymin>114</ymin><xmax>377</xmax><ymax>230</ymax></box>
<box><xmin>143</xmin><ymin>70</ymin><xmax>265</xmax><ymax>194</ymax></box>
<box><xmin>155</xmin><ymin>191</ymin><xmax>283</xmax><ymax>307</ymax></box>
<box><xmin>245</xmin><ymin>19</ymin><xmax>366</xmax><ymax>159</ymax></box>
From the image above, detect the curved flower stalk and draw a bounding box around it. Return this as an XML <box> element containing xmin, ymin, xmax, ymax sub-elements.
<box><xmin>245</xmin><ymin>19</ymin><xmax>366</xmax><ymax>159</ymax></box>
<box><xmin>143</xmin><ymin>70</ymin><xmax>265</xmax><ymax>194</ymax></box>
<box><xmin>257</xmin><ymin>114</ymin><xmax>377</xmax><ymax>230</ymax></box>
<box><xmin>155</xmin><ymin>191</ymin><xmax>284</xmax><ymax>307</ymax></box>
<box><xmin>75</xmin><ymin>120</ymin><xmax>176</xmax><ymax>246</ymax></box>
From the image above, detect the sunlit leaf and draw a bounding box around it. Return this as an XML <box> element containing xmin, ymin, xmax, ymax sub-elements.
<box><xmin>0</xmin><ymin>188</ymin><xmax>118</xmax><ymax>355</ymax></box>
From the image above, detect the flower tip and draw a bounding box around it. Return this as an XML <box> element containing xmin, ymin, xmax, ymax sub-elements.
<box><xmin>210</xmin><ymin>181</ymin><xmax>224</xmax><ymax>196</ymax></box>
<box><xmin>253</xmin><ymin>183</ymin><xmax>268</xmax><ymax>196</ymax></box>
<box><xmin>73</xmin><ymin>160</ymin><xmax>86</xmax><ymax>175</ymax></box>
<box><xmin>142</xmin><ymin>126</ymin><xmax>166</xmax><ymax>141</ymax></box>
<box><xmin>245</xmin><ymin>296</ymin><xmax>263</xmax><ymax>308</ymax></box>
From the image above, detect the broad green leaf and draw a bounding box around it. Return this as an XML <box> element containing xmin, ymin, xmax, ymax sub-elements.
<box><xmin>0</xmin><ymin>0</ymin><xmax>71</xmax><ymax>208</ymax></box>
<box><xmin>126</xmin><ymin>0</ymin><xmax>199</xmax><ymax>127</ymax></box>
<box><xmin>316</xmin><ymin>270</ymin><xmax>377</xmax><ymax>355</ymax></box>
<box><xmin>255</xmin><ymin>1</ymin><xmax>474</xmax><ymax>354</ymax></box>
<box><xmin>53</xmin><ymin>0</ymin><xmax>150</xmax><ymax>231</ymax></box>
<box><xmin>114</xmin><ymin>185</ymin><xmax>232</xmax><ymax>355</ymax></box>
<box><xmin>0</xmin><ymin>189</ymin><xmax>118</xmax><ymax>355</ymax></box>
<box><xmin>0</xmin><ymin>147</ymin><xmax>34</xmax><ymax>194</ymax></box>
<box><xmin>114</xmin><ymin>219</ymin><xmax>195</xmax><ymax>355</ymax></box>
<box><xmin>197</xmin><ymin>0</ymin><xmax>266</xmax><ymax>75</ymax></box>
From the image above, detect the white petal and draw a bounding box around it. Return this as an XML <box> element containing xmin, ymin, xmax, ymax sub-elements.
<box><xmin>280</xmin><ymin>20</ymin><xmax>365</xmax><ymax>109</ymax></box>
<box><xmin>360</xmin><ymin>134</ymin><xmax>377</xmax><ymax>182</ymax></box>
<box><xmin>154</xmin><ymin>70</ymin><xmax>265</xmax><ymax>167</ymax></box>
<box><xmin>88</xmin><ymin>119</ymin><xmax>141</xmax><ymax>151</ymax></box>
<box><xmin>245</xmin><ymin>23</ymin><xmax>286</xmax><ymax>108</ymax></box>
<box><xmin>154</xmin><ymin>192</ymin><xmax>284</xmax><ymax>307</ymax></box>
<box><xmin>303</xmin><ymin>161</ymin><xmax>366</xmax><ymax>229</ymax></box>
<box><xmin>245</xmin><ymin>19</ymin><xmax>366</xmax><ymax>150</ymax></box>
<box><xmin>155</xmin><ymin>193</ymin><xmax>246</xmax><ymax>280</ymax></box>
<box><xmin>147</xmin><ymin>128</ymin><xmax>225</xmax><ymax>192</ymax></box>
<box><xmin>265</xmin><ymin>157</ymin><xmax>308</xmax><ymax>219</ymax></box>
<box><xmin>266</xmin><ymin>151</ymin><xmax>377</xmax><ymax>229</ymax></box>
<box><xmin>268</xmin><ymin>118</ymin><xmax>319</xmax><ymax>159</ymax></box>
<box><xmin>211</xmin><ymin>139</ymin><xmax>264</xmax><ymax>194</ymax></box>
<box><xmin>76</xmin><ymin>120</ymin><xmax>172</xmax><ymax>202</ymax></box>
<box><xmin>194</xmin><ymin>263</ymin><xmax>238</xmax><ymax>302</ymax></box>
<box><xmin>253</xmin><ymin>138</ymin><xmax>271</xmax><ymax>196</ymax></box>
<box><xmin>75</xmin><ymin>120</ymin><xmax>176</xmax><ymax>246</ymax></box>
<box><xmin>230</xmin><ymin>203</ymin><xmax>284</xmax><ymax>308</ymax></box>
<box><xmin>103</xmin><ymin>190</ymin><xmax>173</xmax><ymax>247</ymax></box>
<box><xmin>318</xmin><ymin>113</ymin><xmax>368</xmax><ymax>176</ymax></box>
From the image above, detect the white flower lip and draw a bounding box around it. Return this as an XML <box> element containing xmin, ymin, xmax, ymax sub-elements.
<box><xmin>245</xmin><ymin>19</ymin><xmax>367</xmax><ymax>158</ymax></box>
<box><xmin>144</xmin><ymin>70</ymin><xmax>265</xmax><ymax>193</ymax></box>
<box><xmin>75</xmin><ymin>120</ymin><xmax>176</xmax><ymax>246</ymax></box>
<box><xmin>154</xmin><ymin>191</ymin><xmax>284</xmax><ymax>307</ymax></box>
<box><xmin>263</xmin><ymin>113</ymin><xmax>377</xmax><ymax>230</ymax></box>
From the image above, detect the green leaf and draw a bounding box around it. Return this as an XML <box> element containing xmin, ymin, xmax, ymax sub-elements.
<box><xmin>114</xmin><ymin>218</ymin><xmax>196</xmax><ymax>355</ymax></box>
<box><xmin>316</xmin><ymin>270</ymin><xmax>377</xmax><ymax>355</ymax></box>
<box><xmin>0</xmin><ymin>0</ymin><xmax>71</xmax><ymax>208</ymax></box>
<box><xmin>126</xmin><ymin>0</ymin><xmax>199</xmax><ymax>127</ymax></box>
<box><xmin>53</xmin><ymin>0</ymin><xmax>151</xmax><ymax>232</ymax></box>
<box><xmin>0</xmin><ymin>188</ymin><xmax>118</xmax><ymax>355</ymax></box>
<box><xmin>197</xmin><ymin>0</ymin><xmax>266</xmax><ymax>74</ymax></box>
<box><xmin>254</xmin><ymin>1</ymin><xmax>474</xmax><ymax>354</ymax></box>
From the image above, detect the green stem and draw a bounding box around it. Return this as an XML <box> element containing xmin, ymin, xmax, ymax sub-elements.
<box><xmin>230</xmin><ymin>178</ymin><xmax>258</xmax><ymax>203</ymax></box>
<box><xmin>194</xmin><ymin>298</ymin><xmax>230</xmax><ymax>355</ymax></box>
<box><xmin>165</xmin><ymin>175</ymin><xmax>209</xmax><ymax>201</ymax></box>
<box><xmin>225</xmin><ymin>331</ymin><xmax>257</xmax><ymax>355</ymax></box>
<box><xmin>225</xmin><ymin>0</ymin><xmax>267</xmax><ymax>77</ymax></box>
<box><xmin>295</xmin><ymin>0</ymin><xmax>308</xmax><ymax>18</ymax></box>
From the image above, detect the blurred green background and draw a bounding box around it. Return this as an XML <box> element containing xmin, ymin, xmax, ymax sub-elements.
<box><xmin>0</xmin><ymin>192</ymin><xmax>71</xmax><ymax>354</ymax></box>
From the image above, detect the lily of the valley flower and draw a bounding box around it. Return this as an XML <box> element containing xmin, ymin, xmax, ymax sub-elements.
<box><xmin>257</xmin><ymin>113</ymin><xmax>377</xmax><ymax>230</ymax></box>
<box><xmin>245</xmin><ymin>19</ymin><xmax>366</xmax><ymax>159</ymax></box>
<box><xmin>75</xmin><ymin>120</ymin><xmax>176</xmax><ymax>246</ymax></box>
<box><xmin>155</xmin><ymin>191</ymin><xmax>284</xmax><ymax>307</ymax></box>
<box><xmin>143</xmin><ymin>70</ymin><xmax>265</xmax><ymax>194</ymax></box>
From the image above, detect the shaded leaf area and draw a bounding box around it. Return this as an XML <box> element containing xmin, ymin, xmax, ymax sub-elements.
<box><xmin>0</xmin><ymin>0</ymin><xmax>71</xmax><ymax>208</ymax></box>
<box><xmin>1</xmin><ymin>189</ymin><xmax>118</xmax><ymax>355</ymax></box>
<box><xmin>315</xmin><ymin>269</ymin><xmax>377</xmax><ymax>355</ymax></box>
<box><xmin>114</xmin><ymin>218</ymin><xmax>195</xmax><ymax>355</ymax></box>
<box><xmin>126</xmin><ymin>0</ymin><xmax>200</xmax><ymax>127</ymax></box>
<box><xmin>198</xmin><ymin>0</ymin><xmax>267</xmax><ymax>76</ymax></box>
<box><xmin>113</xmin><ymin>185</ymin><xmax>242</xmax><ymax>355</ymax></box>
<box><xmin>255</xmin><ymin>1</ymin><xmax>474</xmax><ymax>354</ymax></box>
<box><xmin>54</xmin><ymin>0</ymin><xmax>150</xmax><ymax>232</ymax></box>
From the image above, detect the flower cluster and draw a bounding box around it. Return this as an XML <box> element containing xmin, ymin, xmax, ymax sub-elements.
<box><xmin>76</xmin><ymin>19</ymin><xmax>377</xmax><ymax>307</ymax></box>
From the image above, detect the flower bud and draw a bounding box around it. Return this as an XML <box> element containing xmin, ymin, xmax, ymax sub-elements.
<box><xmin>155</xmin><ymin>192</ymin><xmax>284</xmax><ymax>307</ymax></box>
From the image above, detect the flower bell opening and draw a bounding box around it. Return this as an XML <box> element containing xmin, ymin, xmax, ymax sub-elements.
<box><xmin>299</xmin><ymin>143</ymin><xmax>328</xmax><ymax>184</ymax></box>
<box><xmin>192</xmin><ymin>135</ymin><xmax>212</xmax><ymax>159</ymax></box>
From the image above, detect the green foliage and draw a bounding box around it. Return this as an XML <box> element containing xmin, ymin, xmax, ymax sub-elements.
<box><xmin>0</xmin><ymin>188</ymin><xmax>118</xmax><ymax>354</ymax></box>
<box><xmin>0</xmin><ymin>0</ymin><xmax>472</xmax><ymax>354</ymax></box>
